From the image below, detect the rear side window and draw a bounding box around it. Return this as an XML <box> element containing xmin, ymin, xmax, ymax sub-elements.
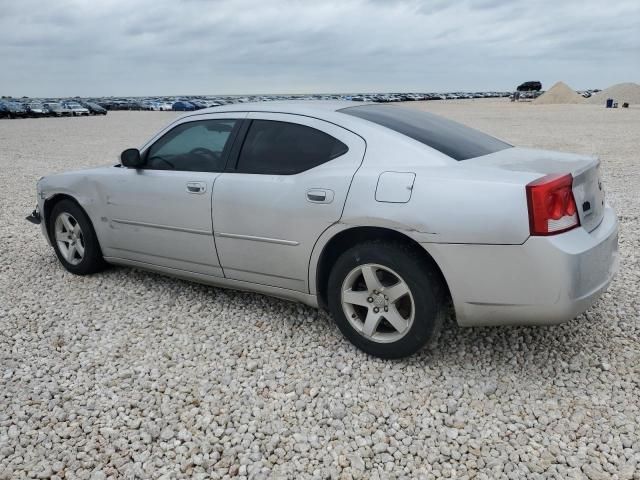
<box><xmin>237</xmin><ymin>120</ymin><xmax>348</xmax><ymax>175</ymax></box>
<box><xmin>340</xmin><ymin>104</ymin><xmax>511</xmax><ymax>160</ymax></box>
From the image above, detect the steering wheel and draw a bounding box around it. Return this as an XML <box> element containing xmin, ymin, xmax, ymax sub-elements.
<box><xmin>190</xmin><ymin>147</ymin><xmax>219</xmax><ymax>159</ymax></box>
<box><xmin>147</xmin><ymin>155</ymin><xmax>175</xmax><ymax>169</ymax></box>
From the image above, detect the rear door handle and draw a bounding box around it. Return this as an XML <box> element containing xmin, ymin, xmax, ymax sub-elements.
<box><xmin>186</xmin><ymin>182</ymin><xmax>206</xmax><ymax>194</ymax></box>
<box><xmin>306</xmin><ymin>188</ymin><xmax>334</xmax><ymax>203</ymax></box>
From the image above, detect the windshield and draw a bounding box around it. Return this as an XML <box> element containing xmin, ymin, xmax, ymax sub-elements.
<box><xmin>339</xmin><ymin>104</ymin><xmax>511</xmax><ymax>161</ymax></box>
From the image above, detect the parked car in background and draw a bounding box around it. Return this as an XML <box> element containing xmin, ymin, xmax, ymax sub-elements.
<box><xmin>172</xmin><ymin>101</ymin><xmax>196</xmax><ymax>111</ymax></box>
<box><xmin>44</xmin><ymin>103</ymin><xmax>72</xmax><ymax>117</ymax></box>
<box><xmin>141</xmin><ymin>100</ymin><xmax>166</xmax><ymax>111</ymax></box>
<box><xmin>2</xmin><ymin>101</ymin><xmax>28</xmax><ymax>118</ymax></box>
<box><xmin>101</xmin><ymin>100</ymin><xmax>142</xmax><ymax>111</ymax></box>
<box><xmin>63</xmin><ymin>102</ymin><xmax>90</xmax><ymax>116</ymax></box>
<box><xmin>80</xmin><ymin>102</ymin><xmax>107</xmax><ymax>115</ymax></box>
<box><xmin>0</xmin><ymin>102</ymin><xmax>9</xmax><ymax>118</ymax></box>
<box><xmin>188</xmin><ymin>100</ymin><xmax>208</xmax><ymax>110</ymax></box>
<box><xmin>127</xmin><ymin>101</ymin><xmax>145</xmax><ymax>110</ymax></box>
<box><xmin>96</xmin><ymin>100</ymin><xmax>118</xmax><ymax>110</ymax></box>
<box><xmin>26</xmin><ymin>102</ymin><xmax>50</xmax><ymax>117</ymax></box>
<box><xmin>28</xmin><ymin>101</ymin><xmax>618</xmax><ymax>358</ymax></box>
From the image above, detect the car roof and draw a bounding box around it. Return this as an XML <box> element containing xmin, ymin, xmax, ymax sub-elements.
<box><xmin>191</xmin><ymin>100</ymin><xmax>358</xmax><ymax>117</ymax></box>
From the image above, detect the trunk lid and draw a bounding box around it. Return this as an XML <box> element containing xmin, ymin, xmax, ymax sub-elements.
<box><xmin>468</xmin><ymin>147</ymin><xmax>605</xmax><ymax>233</ymax></box>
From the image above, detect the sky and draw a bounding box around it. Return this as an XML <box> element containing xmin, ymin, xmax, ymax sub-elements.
<box><xmin>0</xmin><ymin>0</ymin><xmax>638</xmax><ymax>97</ymax></box>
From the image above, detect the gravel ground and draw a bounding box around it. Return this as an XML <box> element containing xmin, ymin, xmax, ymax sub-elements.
<box><xmin>1</xmin><ymin>103</ymin><xmax>638</xmax><ymax>479</ymax></box>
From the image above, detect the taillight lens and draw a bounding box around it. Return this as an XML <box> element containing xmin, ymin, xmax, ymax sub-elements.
<box><xmin>526</xmin><ymin>173</ymin><xmax>580</xmax><ymax>235</ymax></box>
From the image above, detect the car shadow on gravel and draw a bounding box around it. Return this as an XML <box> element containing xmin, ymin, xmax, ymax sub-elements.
<box><xmin>90</xmin><ymin>266</ymin><xmax>612</xmax><ymax>382</ymax></box>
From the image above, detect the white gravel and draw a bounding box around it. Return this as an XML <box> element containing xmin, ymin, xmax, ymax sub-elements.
<box><xmin>1</xmin><ymin>105</ymin><xmax>639</xmax><ymax>479</ymax></box>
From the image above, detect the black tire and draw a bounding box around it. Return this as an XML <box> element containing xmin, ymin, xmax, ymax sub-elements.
<box><xmin>48</xmin><ymin>199</ymin><xmax>106</xmax><ymax>275</ymax></box>
<box><xmin>327</xmin><ymin>240</ymin><xmax>445</xmax><ymax>359</ymax></box>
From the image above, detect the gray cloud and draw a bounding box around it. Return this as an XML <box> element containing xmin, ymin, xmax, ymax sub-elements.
<box><xmin>0</xmin><ymin>0</ymin><xmax>638</xmax><ymax>96</ymax></box>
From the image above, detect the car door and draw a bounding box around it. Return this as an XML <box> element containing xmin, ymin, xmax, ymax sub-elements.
<box><xmin>100</xmin><ymin>113</ymin><xmax>245</xmax><ymax>276</ymax></box>
<box><xmin>212</xmin><ymin>112</ymin><xmax>366</xmax><ymax>292</ymax></box>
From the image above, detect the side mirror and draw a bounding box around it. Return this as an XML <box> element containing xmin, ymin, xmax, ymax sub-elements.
<box><xmin>121</xmin><ymin>148</ymin><xmax>144</xmax><ymax>168</ymax></box>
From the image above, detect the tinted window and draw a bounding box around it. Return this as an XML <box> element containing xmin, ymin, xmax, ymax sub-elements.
<box><xmin>340</xmin><ymin>104</ymin><xmax>511</xmax><ymax>160</ymax></box>
<box><xmin>237</xmin><ymin>120</ymin><xmax>348</xmax><ymax>175</ymax></box>
<box><xmin>146</xmin><ymin>119</ymin><xmax>238</xmax><ymax>172</ymax></box>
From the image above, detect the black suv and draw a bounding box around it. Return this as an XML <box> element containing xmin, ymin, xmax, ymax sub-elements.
<box><xmin>517</xmin><ymin>81</ymin><xmax>542</xmax><ymax>92</ymax></box>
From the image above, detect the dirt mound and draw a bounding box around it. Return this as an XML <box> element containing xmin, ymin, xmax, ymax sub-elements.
<box><xmin>586</xmin><ymin>82</ymin><xmax>640</xmax><ymax>105</ymax></box>
<box><xmin>533</xmin><ymin>82</ymin><xmax>585</xmax><ymax>105</ymax></box>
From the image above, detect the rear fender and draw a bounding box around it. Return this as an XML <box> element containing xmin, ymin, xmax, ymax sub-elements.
<box><xmin>344</xmin><ymin>165</ymin><xmax>538</xmax><ymax>245</ymax></box>
<box><xmin>308</xmin><ymin>219</ymin><xmax>439</xmax><ymax>295</ymax></box>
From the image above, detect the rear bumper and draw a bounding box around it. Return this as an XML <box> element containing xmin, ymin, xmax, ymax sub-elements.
<box><xmin>425</xmin><ymin>206</ymin><xmax>619</xmax><ymax>327</ymax></box>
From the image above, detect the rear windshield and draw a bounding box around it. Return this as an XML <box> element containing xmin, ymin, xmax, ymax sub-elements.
<box><xmin>339</xmin><ymin>104</ymin><xmax>511</xmax><ymax>160</ymax></box>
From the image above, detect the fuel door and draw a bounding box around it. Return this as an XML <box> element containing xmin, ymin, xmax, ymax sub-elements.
<box><xmin>375</xmin><ymin>171</ymin><xmax>416</xmax><ymax>203</ymax></box>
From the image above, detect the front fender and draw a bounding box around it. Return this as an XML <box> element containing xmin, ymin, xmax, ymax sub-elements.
<box><xmin>38</xmin><ymin>171</ymin><xmax>108</xmax><ymax>243</ymax></box>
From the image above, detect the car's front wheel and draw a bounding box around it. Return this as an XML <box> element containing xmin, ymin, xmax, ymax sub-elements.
<box><xmin>327</xmin><ymin>241</ymin><xmax>446</xmax><ymax>358</ymax></box>
<box><xmin>49</xmin><ymin>199</ymin><xmax>106</xmax><ymax>275</ymax></box>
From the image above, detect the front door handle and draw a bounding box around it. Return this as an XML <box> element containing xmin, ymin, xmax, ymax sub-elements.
<box><xmin>306</xmin><ymin>188</ymin><xmax>334</xmax><ymax>204</ymax></box>
<box><xmin>186</xmin><ymin>182</ymin><xmax>206</xmax><ymax>194</ymax></box>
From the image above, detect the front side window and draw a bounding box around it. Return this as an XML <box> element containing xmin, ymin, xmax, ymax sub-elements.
<box><xmin>236</xmin><ymin>120</ymin><xmax>348</xmax><ymax>175</ymax></box>
<box><xmin>145</xmin><ymin>119</ymin><xmax>238</xmax><ymax>172</ymax></box>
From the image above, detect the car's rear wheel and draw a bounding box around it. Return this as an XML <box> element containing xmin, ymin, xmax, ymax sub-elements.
<box><xmin>49</xmin><ymin>200</ymin><xmax>106</xmax><ymax>275</ymax></box>
<box><xmin>327</xmin><ymin>240</ymin><xmax>445</xmax><ymax>358</ymax></box>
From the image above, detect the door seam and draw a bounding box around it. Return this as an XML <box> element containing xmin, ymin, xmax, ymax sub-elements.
<box><xmin>210</xmin><ymin>173</ymin><xmax>226</xmax><ymax>278</ymax></box>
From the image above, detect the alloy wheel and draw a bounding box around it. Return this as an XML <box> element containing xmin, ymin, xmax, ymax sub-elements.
<box><xmin>341</xmin><ymin>263</ymin><xmax>415</xmax><ymax>343</ymax></box>
<box><xmin>54</xmin><ymin>212</ymin><xmax>85</xmax><ymax>265</ymax></box>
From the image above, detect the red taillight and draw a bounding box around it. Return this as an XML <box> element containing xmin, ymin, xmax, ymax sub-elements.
<box><xmin>526</xmin><ymin>173</ymin><xmax>580</xmax><ymax>236</ymax></box>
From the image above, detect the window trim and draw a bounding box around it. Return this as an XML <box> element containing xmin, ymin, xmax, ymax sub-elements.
<box><xmin>230</xmin><ymin>118</ymin><xmax>350</xmax><ymax>176</ymax></box>
<box><xmin>225</xmin><ymin>119</ymin><xmax>252</xmax><ymax>172</ymax></box>
<box><xmin>140</xmin><ymin>118</ymin><xmax>244</xmax><ymax>173</ymax></box>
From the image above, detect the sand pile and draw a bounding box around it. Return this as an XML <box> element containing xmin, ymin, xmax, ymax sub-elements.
<box><xmin>533</xmin><ymin>81</ymin><xmax>585</xmax><ymax>105</ymax></box>
<box><xmin>586</xmin><ymin>82</ymin><xmax>640</xmax><ymax>105</ymax></box>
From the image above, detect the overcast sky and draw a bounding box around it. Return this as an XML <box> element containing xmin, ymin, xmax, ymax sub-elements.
<box><xmin>1</xmin><ymin>0</ymin><xmax>638</xmax><ymax>97</ymax></box>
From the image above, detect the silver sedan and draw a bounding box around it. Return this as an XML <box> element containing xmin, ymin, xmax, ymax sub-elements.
<box><xmin>28</xmin><ymin>101</ymin><xmax>619</xmax><ymax>358</ymax></box>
